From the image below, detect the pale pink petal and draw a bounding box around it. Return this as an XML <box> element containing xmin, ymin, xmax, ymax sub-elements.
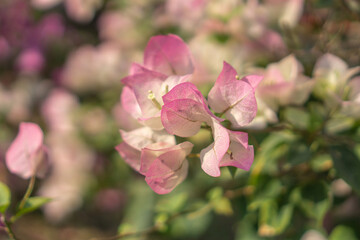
<box><xmin>200</xmin><ymin>120</ymin><xmax>230</xmax><ymax>177</ymax></box>
<box><xmin>228</xmin><ymin>130</ymin><xmax>248</xmax><ymax>149</ymax></box>
<box><xmin>115</xmin><ymin>142</ymin><xmax>141</xmax><ymax>172</ymax></box>
<box><xmin>162</xmin><ymin>82</ymin><xmax>222</xmax><ymax>122</ymax></box>
<box><xmin>140</xmin><ymin>142</ymin><xmax>175</xmax><ymax>174</ymax></box>
<box><xmin>161</xmin><ymin>99</ymin><xmax>210</xmax><ymax>137</ymax></box>
<box><xmin>144</xmin><ymin>141</ymin><xmax>193</xmax><ymax>194</ymax></box>
<box><xmin>120</xmin><ymin>127</ymin><xmax>175</xmax><ymax>151</ymax></box>
<box><xmin>143</xmin><ymin>34</ymin><xmax>194</xmax><ymax>76</ymax></box>
<box><xmin>121</xmin><ymin>86</ymin><xmax>142</xmax><ymax>119</ymax></box>
<box><xmin>138</xmin><ymin>115</ymin><xmax>164</xmax><ymax>130</ymax></box>
<box><xmin>146</xmin><ymin>160</ymin><xmax>188</xmax><ymax>194</ymax></box>
<box><xmin>5</xmin><ymin>122</ymin><xmax>46</xmax><ymax>179</ymax></box>
<box><xmin>220</xmin><ymin>145</ymin><xmax>254</xmax><ymax>171</ymax></box>
<box><xmin>242</xmin><ymin>75</ymin><xmax>263</xmax><ymax>89</ymax></box>
<box><xmin>128</xmin><ymin>63</ymin><xmax>168</xmax><ymax>78</ymax></box>
<box><xmin>314</xmin><ymin>53</ymin><xmax>348</xmax><ymax>77</ymax></box>
<box><xmin>208</xmin><ymin>62</ymin><xmax>257</xmax><ymax>127</ymax></box>
<box><xmin>122</xmin><ymin>72</ymin><xmax>166</xmax><ymax>119</ymax></box>
<box><xmin>207</xmin><ymin>62</ymin><xmax>238</xmax><ymax>113</ymax></box>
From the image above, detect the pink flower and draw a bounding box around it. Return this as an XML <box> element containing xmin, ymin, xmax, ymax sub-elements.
<box><xmin>161</xmin><ymin>82</ymin><xmax>221</xmax><ymax>137</ymax></box>
<box><xmin>199</xmin><ymin>119</ymin><xmax>254</xmax><ymax>177</ymax></box>
<box><xmin>121</xmin><ymin>34</ymin><xmax>195</xmax><ymax>130</ymax></box>
<box><xmin>141</xmin><ymin>141</ymin><xmax>193</xmax><ymax>194</ymax></box>
<box><xmin>161</xmin><ymin>81</ymin><xmax>254</xmax><ymax>177</ymax></box>
<box><xmin>256</xmin><ymin>55</ymin><xmax>313</xmax><ymax>110</ymax></box>
<box><xmin>5</xmin><ymin>122</ymin><xmax>49</xmax><ymax>179</ymax></box>
<box><xmin>208</xmin><ymin>61</ymin><xmax>262</xmax><ymax>128</ymax></box>
<box><xmin>115</xmin><ymin>127</ymin><xmax>192</xmax><ymax>194</ymax></box>
<box><xmin>116</xmin><ymin>127</ymin><xmax>176</xmax><ymax>172</ymax></box>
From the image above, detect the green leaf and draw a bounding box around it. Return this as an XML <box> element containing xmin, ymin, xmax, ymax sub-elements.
<box><xmin>287</xmin><ymin>142</ymin><xmax>312</xmax><ymax>167</ymax></box>
<box><xmin>0</xmin><ymin>182</ymin><xmax>11</xmax><ymax>214</ymax></box>
<box><xmin>248</xmin><ymin>180</ymin><xmax>283</xmax><ymax>211</ymax></box>
<box><xmin>290</xmin><ymin>181</ymin><xmax>330</xmax><ymax>226</ymax></box>
<box><xmin>329</xmin><ymin>225</ymin><xmax>357</xmax><ymax>240</ymax></box>
<box><xmin>117</xmin><ymin>180</ymin><xmax>155</xmax><ymax>239</ymax></box>
<box><xmin>330</xmin><ymin>145</ymin><xmax>360</xmax><ymax>192</ymax></box>
<box><xmin>258</xmin><ymin>201</ymin><xmax>294</xmax><ymax>237</ymax></box>
<box><xmin>284</xmin><ymin>107</ymin><xmax>310</xmax><ymax>130</ymax></box>
<box><xmin>13</xmin><ymin>197</ymin><xmax>51</xmax><ymax>221</ymax></box>
<box><xmin>155</xmin><ymin>192</ymin><xmax>188</xmax><ymax>214</ymax></box>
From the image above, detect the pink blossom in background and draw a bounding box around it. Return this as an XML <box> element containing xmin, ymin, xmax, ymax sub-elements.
<box><xmin>31</xmin><ymin>0</ymin><xmax>102</xmax><ymax>23</ymax></box>
<box><xmin>256</xmin><ymin>55</ymin><xmax>313</xmax><ymax>111</ymax></box>
<box><xmin>41</xmin><ymin>89</ymin><xmax>79</xmax><ymax>133</ymax></box>
<box><xmin>313</xmin><ymin>53</ymin><xmax>360</xmax><ymax>100</ymax></box>
<box><xmin>38</xmin><ymin>134</ymin><xmax>95</xmax><ymax>223</ymax></box>
<box><xmin>16</xmin><ymin>48</ymin><xmax>45</xmax><ymax>74</ymax></box>
<box><xmin>165</xmin><ymin>0</ymin><xmax>207</xmax><ymax>32</ymax></box>
<box><xmin>62</xmin><ymin>43</ymin><xmax>123</xmax><ymax>93</ymax></box>
<box><xmin>65</xmin><ymin>0</ymin><xmax>102</xmax><ymax>23</ymax></box>
<box><xmin>5</xmin><ymin>122</ymin><xmax>49</xmax><ymax>179</ymax></box>
<box><xmin>36</xmin><ymin>14</ymin><xmax>65</xmax><ymax>44</ymax></box>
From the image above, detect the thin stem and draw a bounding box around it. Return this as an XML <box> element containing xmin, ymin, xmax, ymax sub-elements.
<box><xmin>18</xmin><ymin>175</ymin><xmax>36</xmax><ymax>210</ymax></box>
<box><xmin>188</xmin><ymin>153</ymin><xmax>200</xmax><ymax>158</ymax></box>
<box><xmin>1</xmin><ymin>216</ymin><xmax>18</xmax><ymax>240</ymax></box>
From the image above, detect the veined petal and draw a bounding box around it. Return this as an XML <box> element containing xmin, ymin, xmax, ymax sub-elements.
<box><xmin>144</xmin><ymin>34</ymin><xmax>194</xmax><ymax>76</ymax></box>
<box><xmin>140</xmin><ymin>142</ymin><xmax>175</xmax><ymax>174</ymax></box>
<box><xmin>200</xmin><ymin>119</ymin><xmax>230</xmax><ymax>177</ymax></box>
<box><xmin>161</xmin><ymin>99</ymin><xmax>210</xmax><ymax>137</ymax></box>
<box><xmin>146</xmin><ymin>159</ymin><xmax>188</xmax><ymax>194</ymax></box>
<box><xmin>163</xmin><ymin>82</ymin><xmax>222</xmax><ymax>122</ymax></box>
<box><xmin>208</xmin><ymin>62</ymin><xmax>258</xmax><ymax>127</ymax></box>
<box><xmin>220</xmin><ymin>145</ymin><xmax>254</xmax><ymax>171</ymax></box>
<box><xmin>144</xmin><ymin>141</ymin><xmax>193</xmax><ymax>194</ymax></box>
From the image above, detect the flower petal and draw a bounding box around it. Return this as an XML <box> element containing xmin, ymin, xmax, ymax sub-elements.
<box><xmin>208</xmin><ymin>62</ymin><xmax>258</xmax><ymax>127</ymax></box>
<box><xmin>242</xmin><ymin>75</ymin><xmax>263</xmax><ymax>89</ymax></box>
<box><xmin>200</xmin><ymin>120</ymin><xmax>230</xmax><ymax>177</ymax></box>
<box><xmin>220</xmin><ymin>145</ymin><xmax>254</xmax><ymax>171</ymax></box>
<box><xmin>144</xmin><ymin>141</ymin><xmax>193</xmax><ymax>194</ymax></box>
<box><xmin>144</xmin><ymin>34</ymin><xmax>194</xmax><ymax>76</ymax></box>
<box><xmin>6</xmin><ymin>122</ymin><xmax>45</xmax><ymax>179</ymax></box>
<box><xmin>162</xmin><ymin>82</ymin><xmax>222</xmax><ymax>122</ymax></box>
<box><xmin>161</xmin><ymin>99</ymin><xmax>210</xmax><ymax>137</ymax></box>
<box><xmin>120</xmin><ymin>127</ymin><xmax>175</xmax><ymax>151</ymax></box>
<box><xmin>120</xmin><ymin>86</ymin><xmax>142</xmax><ymax>119</ymax></box>
<box><xmin>115</xmin><ymin>142</ymin><xmax>141</xmax><ymax>172</ymax></box>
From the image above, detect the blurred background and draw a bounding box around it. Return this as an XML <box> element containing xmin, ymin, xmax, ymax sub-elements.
<box><xmin>1</xmin><ymin>0</ymin><xmax>360</xmax><ymax>239</ymax></box>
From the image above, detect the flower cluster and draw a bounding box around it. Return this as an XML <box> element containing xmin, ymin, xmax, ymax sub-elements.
<box><xmin>116</xmin><ymin>34</ymin><xmax>262</xmax><ymax>194</ymax></box>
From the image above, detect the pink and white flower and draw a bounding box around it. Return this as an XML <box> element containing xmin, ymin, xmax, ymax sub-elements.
<box><xmin>5</xmin><ymin>122</ymin><xmax>49</xmax><ymax>179</ymax></box>
<box><xmin>116</xmin><ymin>127</ymin><xmax>192</xmax><ymax>194</ymax></box>
<box><xmin>121</xmin><ymin>34</ymin><xmax>194</xmax><ymax>130</ymax></box>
